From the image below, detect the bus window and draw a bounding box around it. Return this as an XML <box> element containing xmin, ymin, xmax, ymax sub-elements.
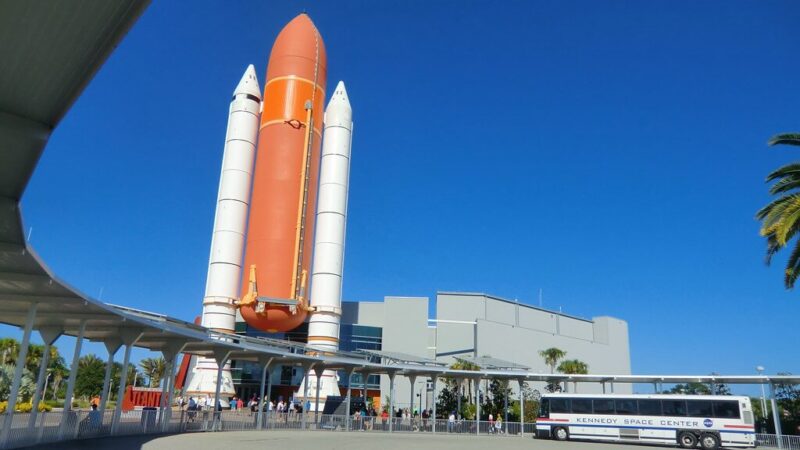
<box><xmin>638</xmin><ymin>399</ymin><xmax>662</xmax><ymax>416</ymax></box>
<box><xmin>593</xmin><ymin>399</ymin><xmax>615</xmax><ymax>414</ymax></box>
<box><xmin>687</xmin><ymin>400</ymin><xmax>713</xmax><ymax>417</ymax></box>
<box><xmin>713</xmin><ymin>400</ymin><xmax>740</xmax><ymax>419</ymax></box>
<box><xmin>615</xmin><ymin>399</ymin><xmax>637</xmax><ymax>415</ymax></box>
<box><xmin>550</xmin><ymin>398</ymin><xmax>570</xmax><ymax>414</ymax></box>
<box><xmin>539</xmin><ymin>398</ymin><xmax>549</xmax><ymax>417</ymax></box>
<box><xmin>662</xmin><ymin>400</ymin><xmax>687</xmax><ymax>416</ymax></box>
<box><xmin>571</xmin><ymin>399</ymin><xmax>592</xmax><ymax>414</ymax></box>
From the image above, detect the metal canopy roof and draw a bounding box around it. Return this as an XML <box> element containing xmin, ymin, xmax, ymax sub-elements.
<box><xmin>455</xmin><ymin>355</ymin><xmax>531</xmax><ymax>371</ymax></box>
<box><xmin>0</xmin><ymin>1</ymin><xmax>798</xmax><ymax>390</ymax></box>
<box><xmin>358</xmin><ymin>350</ymin><xmax>447</xmax><ymax>367</ymax></box>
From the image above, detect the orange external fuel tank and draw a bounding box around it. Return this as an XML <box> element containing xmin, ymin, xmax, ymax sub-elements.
<box><xmin>239</xmin><ymin>14</ymin><xmax>327</xmax><ymax>332</ymax></box>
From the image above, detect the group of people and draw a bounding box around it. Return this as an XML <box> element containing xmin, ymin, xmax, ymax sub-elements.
<box><xmin>446</xmin><ymin>412</ymin><xmax>504</xmax><ymax>434</ymax></box>
<box><xmin>351</xmin><ymin>406</ymin><xmax>436</xmax><ymax>432</ymax></box>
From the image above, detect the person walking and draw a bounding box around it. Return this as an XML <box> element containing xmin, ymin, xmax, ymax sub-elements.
<box><xmin>494</xmin><ymin>416</ymin><xmax>503</xmax><ymax>435</ymax></box>
<box><xmin>448</xmin><ymin>411</ymin><xmax>455</xmax><ymax>433</ymax></box>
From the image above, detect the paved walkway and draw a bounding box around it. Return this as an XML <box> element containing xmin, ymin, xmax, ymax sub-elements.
<box><xmin>27</xmin><ymin>430</ymin><xmax>650</xmax><ymax>450</ymax></box>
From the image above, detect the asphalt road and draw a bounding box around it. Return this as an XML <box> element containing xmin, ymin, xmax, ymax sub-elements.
<box><xmin>27</xmin><ymin>430</ymin><xmax>665</xmax><ymax>450</ymax></box>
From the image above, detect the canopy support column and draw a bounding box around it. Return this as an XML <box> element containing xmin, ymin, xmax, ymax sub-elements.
<box><xmin>388</xmin><ymin>372</ymin><xmax>396</xmax><ymax>432</ymax></box>
<box><xmin>59</xmin><ymin>320</ymin><xmax>86</xmax><ymax>438</ymax></box>
<box><xmin>344</xmin><ymin>368</ymin><xmax>354</xmax><ymax>431</ymax></box>
<box><xmin>256</xmin><ymin>356</ymin><xmax>272</xmax><ymax>430</ymax></box>
<box><xmin>770</xmin><ymin>383</ymin><xmax>783</xmax><ymax>449</ymax></box>
<box><xmin>99</xmin><ymin>338</ymin><xmax>122</xmax><ymax>415</ymax></box>
<box><xmin>300</xmin><ymin>363</ymin><xmax>313</xmax><ymax>430</ymax></box>
<box><xmin>408</xmin><ymin>374</ymin><xmax>417</xmax><ymax>418</ymax></box>
<box><xmin>29</xmin><ymin>327</ymin><xmax>61</xmax><ymax>429</ymax></box>
<box><xmin>111</xmin><ymin>329</ymin><xmax>143</xmax><ymax>434</ymax></box>
<box><xmin>314</xmin><ymin>366</ymin><xmax>324</xmax><ymax>425</ymax></box>
<box><xmin>518</xmin><ymin>379</ymin><xmax>525</xmax><ymax>437</ymax></box>
<box><xmin>211</xmin><ymin>349</ymin><xmax>231</xmax><ymax>431</ymax></box>
<box><xmin>159</xmin><ymin>340</ymin><xmax>186</xmax><ymax>431</ymax></box>
<box><xmin>1</xmin><ymin>303</ymin><xmax>38</xmax><ymax>446</ymax></box>
<box><xmin>475</xmin><ymin>377</ymin><xmax>481</xmax><ymax>435</ymax></box>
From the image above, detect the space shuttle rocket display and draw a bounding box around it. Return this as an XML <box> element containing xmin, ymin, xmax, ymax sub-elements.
<box><xmin>185</xmin><ymin>65</ymin><xmax>261</xmax><ymax>400</ymax></box>
<box><xmin>188</xmin><ymin>13</ymin><xmax>352</xmax><ymax>405</ymax></box>
<box><xmin>297</xmin><ymin>82</ymin><xmax>353</xmax><ymax>406</ymax></box>
<box><xmin>236</xmin><ymin>13</ymin><xmax>327</xmax><ymax>332</ymax></box>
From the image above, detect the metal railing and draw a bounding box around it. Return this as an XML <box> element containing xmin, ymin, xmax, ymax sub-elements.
<box><xmin>757</xmin><ymin>433</ymin><xmax>800</xmax><ymax>450</ymax></box>
<box><xmin>1</xmin><ymin>409</ymin><xmax>797</xmax><ymax>450</ymax></box>
<box><xmin>0</xmin><ymin>409</ymin><xmax>186</xmax><ymax>449</ymax></box>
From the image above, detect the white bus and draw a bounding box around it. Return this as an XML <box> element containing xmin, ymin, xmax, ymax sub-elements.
<box><xmin>535</xmin><ymin>393</ymin><xmax>755</xmax><ymax>449</ymax></box>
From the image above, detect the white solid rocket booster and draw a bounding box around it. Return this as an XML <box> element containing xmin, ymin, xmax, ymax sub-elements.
<box><xmin>308</xmin><ymin>81</ymin><xmax>352</xmax><ymax>350</ymax></box>
<box><xmin>300</xmin><ymin>81</ymin><xmax>353</xmax><ymax>407</ymax></box>
<box><xmin>185</xmin><ymin>65</ymin><xmax>261</xmax><ymax>400</ymax></box>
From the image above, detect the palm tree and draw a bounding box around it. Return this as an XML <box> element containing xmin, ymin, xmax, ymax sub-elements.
<box><xmin>557</xmin><ymin>359</ymin><xmax>589</xmax><ymax>393</ymax></box>
<box><xmin>0</xmin><ymin>339</ymin><xmax>19</xmax><ymax>365</ymax></box>
<box><xmin>450</xmin><ymin>359</ymin><xmax>480</xmax><ymax>405</ymax></box>
<box><xmin>538</xmin><ymin>348</ymin><xmax>566</xmax><ymax>373</ymax></box>
<box><xmin>757</xmin><ymin>132</ymin><xmax>800</xmax><ymax>288</ymax></box>
<box><xmin>25</xmin><ymin>344</ymin><xmax>44</xmax><ymax>373</ymax></box>
<box><xmin>139</xmin><ymin>357</ymin><xmax>166</xmax><ymax>388</ymax></box>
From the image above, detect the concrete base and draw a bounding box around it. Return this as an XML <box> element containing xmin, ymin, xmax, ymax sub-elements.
<box><xmin>295</xmin><ymin>369</ymin><xmax>340</xmax><ymax>411</ymax></box>
<box><xmin>183</xmin><ymin>355</ymin><xmax>235</xmax><ymax>408</ymax></box>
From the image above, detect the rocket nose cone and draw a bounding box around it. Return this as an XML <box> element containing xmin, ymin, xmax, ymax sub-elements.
<box><xmin>327</xmin><ymin>81</ymin><xmax>351</xmax><ymax>110</ymax></box>
<box><xmin>234</xmin><ymin>64</ymin><xmax>262</xmax><ymax>99</ymax></box>
<box><xmin>325</xmin><ymin>81</ymin><xmax>352</xmax><ymax>124</ymax></box>
<box><xmin>266</xmin><ymin>14</ymin><xmax>327</xmax><ymax>82</ymax></box>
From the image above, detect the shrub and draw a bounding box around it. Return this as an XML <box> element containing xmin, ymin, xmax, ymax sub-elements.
<box><xmin>0</xmin><ymin>401</ymin><xmax>6</xmax><ymax>413</ymax></box>
<box><xmin>15</xmin><ymin>403</ymin><xmax>32</xmax><ymax>413</ymax></box>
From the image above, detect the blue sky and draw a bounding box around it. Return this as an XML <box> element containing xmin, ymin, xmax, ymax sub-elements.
<box><xmin>7</xmin><ymin>0</ymin><xmax>800</xmax><ymax>389</ymax></box>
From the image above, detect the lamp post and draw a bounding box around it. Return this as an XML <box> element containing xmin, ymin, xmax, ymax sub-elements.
<box><xmin>756</xmin><ymin>366</ymin><xmax>768</xmax><ymax>421</ymax></box>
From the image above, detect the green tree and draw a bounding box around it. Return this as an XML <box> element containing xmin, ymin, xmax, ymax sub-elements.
<box><xmin>666</xmin><ymin>382</ymin><xmax>711</xmax><ymax>395</ymax></box>
<box><xmin>757</xmin><ymin>132</ymin><xmax>800</xmax><ymax>288</ymax></box>
<box><xmin>450</xmin><ymin>359</ymin><xmax>479</xmax><ymax>406</ymax></box>
<box><xmin>509</xmin><ymin>382</ymin><xmax>540</xmax><ymax>424</ymax></box>
<box><xmin>0</xmin><ymin>363</ymin><xmax>36</xmax><ymax>402</ymax></box>
<box><xmin>708</xmin><ymin>372</ymin><xmax>732</xmax><ymax>395</ymax></box>
<box><xmin>483</xmin><ymin>378</ymin><xmax>512</xmax><ymax>420</ymax></box>
<box><xmin>539</xmin><ymin>347</ymin><xmax>567</xmax><ymax>393</ymax></box>
<box><xmin>557</xmin><ymin>359</ymin><xmax>589</xmax><ymax>393</ymax></box>
<box><xmin>775</xmin><ymin>373</ymin><xmax>800</xmax><ymax>435</ymax></box>
<box><xmin>538</xmin><ymin>348</ymin><xmax>566</xmax><ymax>373</ymax></box>
<box><xmin>435</xmin><ymin>384</ymin><xmax>463</xmax><ymax>419</ymax></box>
<box><xmin>75</xmin><ymin>354</ymin><xmax>105</xmax><ymax>399</ymax></box>
<box><xmin>0</xmin><ymin>338</ymin><xmax>19</xmax><ymax>366</ymax></box>
<box><xmin>139</xmin><ymin>357</ymin><xmax>166</xmax><ymax>388</ymax></box>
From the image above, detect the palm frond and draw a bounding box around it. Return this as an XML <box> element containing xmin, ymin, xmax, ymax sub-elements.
<box><xmin>764</xmin><ymin>196</ymin><xmax>800</xmax><ymax>246</ymax></box>
<box><xmin>784</xmin><ymin>241</ymin><xmax>800</xmax><ymax>289</ymax></box>
<box><xmin>769</xmin><ymin>133</ymin><xmax>800</xmax><ymax>147</ymax></box>
<box><xmin>766</xmin><ymin>163</ymin><xmax>800</xmax><ymax>183</ymax></box>
<box><xmin>756</xmin><ymin>193</ymin><xmax>800</xmax><ymax>223</ymax></box>
<box><xmin>769</xmin><ymin>176</ymin><xmax>800</xmax><ymax>195</ymax></box>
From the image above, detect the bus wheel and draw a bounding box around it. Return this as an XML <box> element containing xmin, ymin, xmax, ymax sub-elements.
<box><xmin>700</xmin><ymin>433</ymin><xmax>720</xmax><ymax>450</ymax></box>
<box><xmin>678</xmin><ymin>431</ymin><xmax>698</xmax><ymax>448</ymax></box>
<box><xmin>553</xmin><ymin>427</ymin><xmax>569</xmax><ymax>441</ymax></box>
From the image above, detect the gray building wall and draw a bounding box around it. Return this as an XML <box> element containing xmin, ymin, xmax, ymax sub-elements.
<box><xmin>435</xmin><ymin>292</ymin><xmax>631</xmax><ymax>395</ymax></box>
<box><xmin>341</xmin><ymin>291</ymin><xmax>632</xmax><ymax>410</ymax></box>
<box><xmin>342</xmin><ymin>297</ymin><xmax>431</xmax><ymax>411</ymax></box>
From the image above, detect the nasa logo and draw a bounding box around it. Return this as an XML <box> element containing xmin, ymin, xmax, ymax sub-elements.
<box><xmin>704</xmin><ymin>419</ymin><xmax>713</xmax><ymax>428</ymax></box>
